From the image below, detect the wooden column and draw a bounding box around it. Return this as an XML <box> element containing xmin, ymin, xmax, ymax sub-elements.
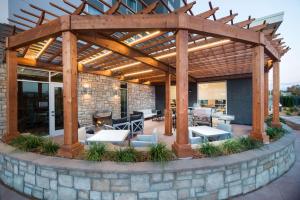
<box><xmin>250</xmin><ymin>45</ymin><xmax>269</xmax><ymax>143</ymax></box>
<box><xmin>164</xmin><ymin>73</ymin><xmax>172</xmax><ymax>136</ymax></box>
<box><xmin>172</xmin><ymin>30</ymin><xmax>193</xmax><ymax>158</ymax></box>
<box><xmin>264</xmin><ymin>71</ymin><xmax>269</xmax><ymax>119</ymax></box>
<box><xmin>3</xmin><ymin>49</ymin><xmax>19</xmax><ymax>142</ymax></box>
<box><xmin>272</xmin><ymin>61</ymin><xmax>281</xmax><ymax>128</ymax></box>
<box><xmin>58</xmin><ymin>31</ymin><xmax>83</xmax><ymax>158</ymax></box>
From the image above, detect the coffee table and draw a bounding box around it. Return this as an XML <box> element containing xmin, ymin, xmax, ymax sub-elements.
<box><xmin>189</xmin><ymin>126</ymin><xmax>231</xmax><ymax>142</ymax></box>
<box><xmin>87</xmin><ymin>130</ymin><xmax>129</xmax><ymax>144</ymax></box>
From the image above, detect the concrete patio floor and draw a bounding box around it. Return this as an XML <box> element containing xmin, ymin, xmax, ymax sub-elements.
<box><xmin>53</xmin><ymin>120</ymin><xmax>252</xmax><ymax>149</ymax></box>
<box><xmin>0</xmin><ymin>129</ymin><xmax>299</xmax><ymax>200</ymax></box>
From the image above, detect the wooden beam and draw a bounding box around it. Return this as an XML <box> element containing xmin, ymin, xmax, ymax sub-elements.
<box><xmin>172</xmin><ymin>30</ymin><xmax>192</xmax><ymax>158</ymax></box>
<box><xmin>164</xmin><ymin>73</ymin><xmax>172</xmax><ymax>136</ymax></box>
<box><xmin>250</xmin><ymin>45</ymin><xmax>269</xmax><ymax>143</ymax></box>
<box><xmin>58</xmin><ymin>31</ymin><xmax>83</xmax><ymax>158</ymax></box>
<box><xmin>77</xmin><ymin>32</ymin><xmax>176</xmax><ymax>74</ymax></box>
<box><xmin>7</xmin><ymin>18</ymin><xmax>62</xmax><ymax>49</ymax></box>
<box><xmin>3</xmin><ymin>49</ymin><xmax>19</xmax><ymax>142</ymax></box>
<box><xmin>196</xmin><ymin>73</ymin><xmax>252</xmax><ymax>82</ymax></box>
<box><xmin>17</xmin><ymin>57</ymin><xmax>62</xmax><ymax>71</ymax></box>
<box><xmin>272</xmin><ymin>61</ymin><xmax>281</xmax><ymax>128</ymax></box>
<box><xmin>264</xmin><ymin>35</ymin><xmax>280</xmax><ymax>61</ymax></box>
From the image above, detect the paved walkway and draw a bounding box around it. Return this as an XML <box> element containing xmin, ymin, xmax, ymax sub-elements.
<box><xmin>1</xmin><ymin>131</ymin><xmax>299</xmax><ymax>200</ymax></box>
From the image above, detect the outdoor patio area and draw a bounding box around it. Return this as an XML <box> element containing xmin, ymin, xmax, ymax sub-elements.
<box><xmin>52</xmin><ymin>119</ymin><xmax>252</xmax><ymax>149</ymax></box>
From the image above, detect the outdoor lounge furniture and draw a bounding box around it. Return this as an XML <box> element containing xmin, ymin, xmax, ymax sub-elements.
<box><xmin>192</xmin><ymin>107</ymin><xmax>213</xmax><ymax>127</ymax></box>
<box><xmin>112</xmin><ymin>117</ymin><xmax>130</xmax><ymax>130</ymax></box>
<box><xmin>188</xmin><ymin>127</ymin><xmax>203</xmax><ymax>144</ymax></box>
<box><xmin>78</xmin><ymin>127</ymin><xmax>94</xmax><ymax>144</ymax></box>
<box><xmin>131</xmin><ymin>128</ymin><xmax>158</xmax><ymax>147</ymax></box>
<box><xmin>130</xmin><ymin>114</ymin><xmax>144</xmax><ymax>135</ymax></box>
<box><xmin>189</xmin><ymin>125</ymin><xmax>231</xmax><ymax>142</ymax></box>
<box><xmin>216</xmin><ymin>123</ymin><xmax>233</xmax><ymax>134</ymax></box>
<box><xmin>86</xmin><ymin>130</ymin><xmax>129</xmax><ymax>144</ymax></box>
<box><xmin>135</xmin><ymin>109</ymin><xmax>156</xmax><ymax>119</ymax></box>
<box><xmin>152</xmin><ymin>110</ymin><xmax>163</xmax><ymax>121</ymax></box>
<box><xmin>218</xmin><ymin>114</ymin><xmax>235</xmax><ymax>124</ymax></box>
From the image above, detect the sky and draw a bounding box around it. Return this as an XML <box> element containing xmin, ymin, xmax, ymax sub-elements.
<box><xmin>188</xmin><ymin>0</ymin><xmax>300</xmax><ymax>89</ymax></box>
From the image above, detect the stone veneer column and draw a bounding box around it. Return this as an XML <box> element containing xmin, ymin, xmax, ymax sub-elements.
<box><xmin>3</xmin><ymin>49</ymin><xmax>19</xmax><ymax>142</ymax></box>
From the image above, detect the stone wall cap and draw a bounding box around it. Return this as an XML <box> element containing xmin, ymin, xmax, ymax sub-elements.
<box><xmin>0</xmin><ymin>133</ymin><xmax>296</xmax><ymax>174</ymax></box>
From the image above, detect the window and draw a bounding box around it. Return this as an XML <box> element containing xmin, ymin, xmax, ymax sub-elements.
<box><xmin>197</xmin><ymin>81</ymin><xmax>227</xmax><ymax>114</ymax></box>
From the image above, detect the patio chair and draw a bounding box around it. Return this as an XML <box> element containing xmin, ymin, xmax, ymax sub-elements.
<box><xmin>131</xmin><ymin>128</ymin><xmax>158</xmax><ymax>147</ymax></box>
<box><xmin>130</xmin><ymin>114</ymin><xmax>144</xmax><ymax>135</ymax></box>
<box><xmin>188</xmin><ymin>128</ymin><xmax>203</xmax><ymax>144</ymax></box>
<box><xmin>192</xmin><ymin>107</ymin><xmax>213</xmax><ymax>127</ymax></box>
<box><xmin>78</xmin><ymin>127</ymin><xmax>94</xmax><ymax>144</ymax></box>
<box><xmin>152</xmin><ymin>110</ymin><xmax>163</xmax><ymax>121</ymax></box>
<box><xmin>112</xmin><ymin>117</ymin><xmax>130</xmax><ymax>130</ymax></box>
<box><xmin>216</xmin><ymin>123</ymin><xmax>232</xmax><ymax>140</ymax></box>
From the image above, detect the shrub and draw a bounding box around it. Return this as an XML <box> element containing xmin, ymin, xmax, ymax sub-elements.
<box><xmin>10</xmin><ymin>135</ymin><xmax>43</xmax><ymax>151</ymax></box>
<box><xmin>41</xmin><ymin>139</ymin><xmax>59</xmax><ymax>155</ymax></box>
<box><xmin>238</xmin><ymin>137</ymin><xmax>263</xmax><ymax>150</ymax></box>
<box><xmin>286</xmin><ymin>111</ymin><xmax>292</xmax><ymax>116</ymax></box>
<box><xmin>149</xmin><ymin>143</ymin><xmax>173</xmax><ymax>163</ymax></box>
<box><xmin>86</xmin><ymin>143</ymin><xmax>107</xmax><ymax>161</ymax></box>
<box><xmin>199</xmin><ymin>143</ymin><xmax>222</xmax><ymax>157</ymax></box>
<box><xmin>266</xmin><ymin>127</ymin><xmax>285</xmax><ymax>140</ymax></box>
<box><xmin>114</xmin><ymin>147</ymin><xmax>139</xmax><ymax>162</ymax></box>
<box><xmin>222</xmin><ymin>139</ymin><xmax>243</xmax><ymax>155</ymax></box>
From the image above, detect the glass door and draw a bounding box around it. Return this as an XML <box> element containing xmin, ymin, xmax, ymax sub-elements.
<box><xmin>49</xmin><ymin>83</ymin><xmax>64</xmax><ymax>136</ymax></box>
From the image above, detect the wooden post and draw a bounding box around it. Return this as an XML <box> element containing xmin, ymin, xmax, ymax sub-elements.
<box><xmin>164</xmin><ymin>73</ymin><xmax>172</xmax><ymax>136</ymax></box>
<box><xmin>272</xmin><ymin>61</ymin><xmax>281</xmax><ymax>128</ymax></box>
<box><xmin>3</xmin><ymin>48</ymin><xmax>19</xmax><ymax>142</ymax></box>
<box><xmin>172</xmin><ymin>30</ymin><xmax>193</xmax><ymax>158</ymax></box>
<box><xmin>58</xmin><ymin>31</ymin><xmax>83</xmax><ymax>158</ymax></box>
<box><xmin>250</xmin><ymin>45</ymin><xmax>269</xmax><ymax>143</ymax></box>
<box><xmin>264</xmin><ymin>71</ymin><xmax>269</xmax><ymax>119</ymax></box>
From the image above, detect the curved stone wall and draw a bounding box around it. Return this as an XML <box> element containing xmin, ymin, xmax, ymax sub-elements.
<box><xmin>0</xmin><ymin>134</ymin><xmax>296</xmax><ymax>200</ymax></box>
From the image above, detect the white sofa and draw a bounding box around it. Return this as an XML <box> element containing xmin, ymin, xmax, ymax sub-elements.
<box><xmin>136</xmin><ymin>109</ymin><xmax>156</xmax><ymax>119</ymax></box>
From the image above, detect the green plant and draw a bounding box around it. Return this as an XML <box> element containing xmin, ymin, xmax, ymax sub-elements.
<box><xmin>266</xmin><ymin>127</ymin><xmax>285</xmax><ymax>140</ymax></box>
<box><xmin>222</xmin><ymin>139</ymin><xmax>243</xmax><ymax>154</ymax></box>
<box><xmin>199</xmin><ymin>143</ymin><xmax>222</xmax><ymax>157</ymax></box>
<box><xmin>41</xmin><ymin>139</ymin><xmax>59</xmax><ymax>155</ymax></box>
<box><xmin>286</xmin><ymin>111</ymin><xmax>292</xmax><ymax>116</ymax></box>
<box><xmin>149</xmin><ymin>143</ymin><xmax>173</xmax><ymax>163</ymax></box>
<box><xmin>114</xmin><ymin>147</ymin><xmax>139</xmax><ymax>162</ymax></box>
<box><xmin>86</xmin><ymin>143</ymin><xmax>107</xmax><ymax>161</ymax></box>
<box><xmin>10</xmin><ymin>135</ymin><xmax>43</xmax><ymax>151</ymax></box>
<box><xmin>238</xmin><ymin>137</ymin><xmax>263</xmax><ymax>150</ymax></box>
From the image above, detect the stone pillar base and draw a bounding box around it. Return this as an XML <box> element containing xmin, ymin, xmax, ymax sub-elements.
<box><xmin>58</xmin><ymin>142</ymin><xmax>84</xmax><ymax>158</ymax></box>
<box><xmin>271</xmin><ymin>122</ymin><xmax>282</xmax><ymax>128</ymax></box>
<box><xmin>250</xmin><ymin>131</ymin><xmax>269</xmax><ymax>144</ymax></box>
<box><xmin>2</xmin><ymin>132</ymin><xmax>19</xmax><ymax>143</ymax></box>
<box><xmin>172</xmin><ymin>142</ymin><xmax>193</xmax><ymax>158</ymax></box>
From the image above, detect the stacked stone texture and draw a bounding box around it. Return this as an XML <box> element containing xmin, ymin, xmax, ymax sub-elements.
<box><xmin>0</xmin><ymin>64</ymin><xmax>6</xmax><ymax>137</ymax></box>
<box><xmin>0</xmin><ymin>138</ymin><xmax>295</xmax><ymax>200</ymax></box>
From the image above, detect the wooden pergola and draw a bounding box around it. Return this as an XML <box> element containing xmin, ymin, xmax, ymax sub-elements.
<box><xmin>3</xmin><ymin>0</ymin><xmax>289</xmax><ymax>158</ymax></box>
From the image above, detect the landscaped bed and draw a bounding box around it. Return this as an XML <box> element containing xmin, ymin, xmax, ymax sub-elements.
<box><xmin>8</xmin><ymin>115</ymin><xmax>290</xmax><ymax>163</ymax></box>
